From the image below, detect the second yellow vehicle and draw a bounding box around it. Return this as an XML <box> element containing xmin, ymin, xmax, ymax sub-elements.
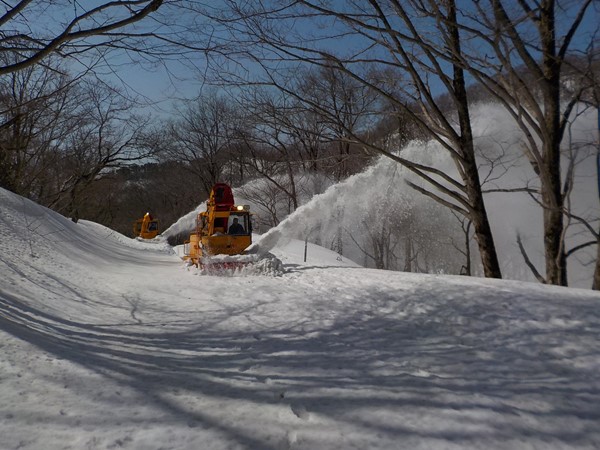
<box><xmin>133</xmin><ymin>212</ymin><xmax>160</xmax><ymax>239</ymax></box>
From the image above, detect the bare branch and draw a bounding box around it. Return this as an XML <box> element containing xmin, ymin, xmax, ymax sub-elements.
<box><xmin>0</xmin><ymin>1</ymin><xmax>164</xmax><ymax>76</ymax></box>
<box><xmin>516</xmin><ymin>233</ymin><xmax>546</xmax><ymax>283</ymax></box>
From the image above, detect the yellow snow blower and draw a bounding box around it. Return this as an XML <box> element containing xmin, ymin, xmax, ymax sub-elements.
<box><xmin>133</xmin><ymin>213</ymin><xmax>160</xmax><ymax>239</ymax></box>
<box><xmin>184</xmin><ymin>183</ymin><xmax>252</xmax><ymax>269</ymax></box>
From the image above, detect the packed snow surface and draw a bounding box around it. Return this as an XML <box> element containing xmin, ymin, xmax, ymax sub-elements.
<box><xmin>1</xmin><ymin>187</ymin><xmax>599</xmax><ymax>450</ymax></box>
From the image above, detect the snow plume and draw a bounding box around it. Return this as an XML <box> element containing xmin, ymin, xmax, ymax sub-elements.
<box><xmin>250</xmin><ymin>142</ymin><xmax>458</xmax><ymax>260</ymax></box>
<box><xmin>161</xmin><ymin>200</ymin><xmax>207</xmax><ymax>240</ymax></box>
<box><xmin>250</xmin><ymin>102</ymin><xmax>598</xmax><ymax>284</ymax></box>
<box><xmin>245</xmin><ymin>181</ymin><xmax>348</xmax><ymax>256</ymax></box>
<box><xmin>236</xmin><ymin>171</ymin><xmax>335</xmax><ymax>233</ymax></box>
<box><xmin>246</xmin><ymin>169</ymin><xmax>375</xmax><ymax>256</ymax></box>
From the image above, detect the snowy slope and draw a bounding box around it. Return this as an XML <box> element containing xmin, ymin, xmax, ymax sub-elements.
<box><xmin>1</xmin><ymin>186</ymin><xmax>600</xmax><ymax>450</ymax></box>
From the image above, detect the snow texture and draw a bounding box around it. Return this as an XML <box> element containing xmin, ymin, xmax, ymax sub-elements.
<box><xmin>1</xmin><ymin>184</ymin><xmax>600</xmax><ymax>450</ymax></box>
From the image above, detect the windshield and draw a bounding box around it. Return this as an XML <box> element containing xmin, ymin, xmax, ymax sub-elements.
<box><xmin>227</xmin><ymin>213</ymin><xmax>249</xmax><ymax>235</ymax></box>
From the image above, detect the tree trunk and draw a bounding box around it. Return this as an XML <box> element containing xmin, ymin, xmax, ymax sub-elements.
<box><xmin>461</xmin><ymin>220</ymin><xmax>472</xmax><ymax>276</ymax></box>
<box><xmin>404</xmin><ymin>236</ymin><xmax>412</xmax><ymax>272</ymax></box>
<box><xmin>593</xmin><ymin>229</ymin><xmax>600</xmax><ymax>290</ymax></box>
<box><xmin>540</xmin><ymin>0</ymin><xmax>567</xmax><ymax>286</ymax></box>
<box><xmin>540</xmin><ymin>141</ymin><xmax>567</xmax><ymax>285</ymax></box>
<box><xmin>463</xmin><ymin>152</ymin><xmax>502</xmax><ymax>278</ymax></box>
<box><xmin>448</xmin><ymin>0</ymin><xmax>502</xmax><ymax>278</ymax></box>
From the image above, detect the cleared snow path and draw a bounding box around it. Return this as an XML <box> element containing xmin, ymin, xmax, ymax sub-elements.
<box><xmin>1</xmin><ymin>188</ymin><xmax>600</xmax><ymax>450</ymax></box>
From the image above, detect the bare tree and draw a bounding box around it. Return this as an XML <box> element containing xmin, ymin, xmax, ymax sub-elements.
<box><xmin>0</xmin><ymin>1</ymin><xmax>164</xmax><ymax>76</ymax></box>
<box><xmin>298</xmin><ymin>66</ymin><xmax>379</xmax><ymax>180</ymax></box>
<box><xmin>165</xmin><ymin>92</ymin><xmax>242</xmax><ymax>196</ymax></box>
<box><xmin>451</xmin><ymin>212</ymin><xmax>473</xmax><ymax>276</ymax></box>
<box><xmin>209</xmin><ymin>0</ymin><xmax>502</xmax><ymax>277</ymax></box>
<box><xmin>451</xmin><ymin>0</ymin><xmax>598</xmax><ymax>285</ymax></box>
<box><xmin>560</xmin><ymin>106</ymin><xmax>599</xmax><ymax>288</ymax></box>
<box><xmin>46</xmin><ymin>81</ymin><xmax>158</xmax><ymax>221</ymax></box>
<box><xmin>286</xmin><ymin>105</ymin><xmax>328</xmax><ymax>174</ymax></box>
<box><xmin>237</xmin><ymin>88</ymin><xmax>309</xmax><ymax>211</ymax></box>
<box><xmin>239</xmin><ymin>178</ymin><xmax>287</xmax><ymax>230</ymax></box>
<box><xmin>0</xmin><ymin>55</ymin><xmax>75</xmax><ymax>198</ymax></box>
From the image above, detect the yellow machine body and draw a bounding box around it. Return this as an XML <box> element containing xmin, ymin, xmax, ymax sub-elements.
<box><xmin>133</xmin><ymin>213</ymin><xmax>160</xmax><ymax>239</ymax></box>
<box><xmin>185</xmin><ymin>184</ymin><xmax>252</xmax><ymax>265</ymax></box>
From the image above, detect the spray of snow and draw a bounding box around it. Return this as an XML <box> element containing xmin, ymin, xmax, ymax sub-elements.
<box><xmin>247</xmin><ymin>169</ymin><xmax>379</xmax><ymax>256</ymax></box>
<box><xmin>249</xmin><ymin>140</ymin><xmax>453</xmax><ymax>257</ymax></box>
<box><xmin>161</xmin><ymin>200</ymin><xmax>207</xmax><ymax>239</ymax></box>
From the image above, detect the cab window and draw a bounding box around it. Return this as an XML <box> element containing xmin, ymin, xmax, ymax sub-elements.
<box><xmin>227</xmin><ymin>213</ymin><xmax>248</xmax><ymax>235</ymax></box>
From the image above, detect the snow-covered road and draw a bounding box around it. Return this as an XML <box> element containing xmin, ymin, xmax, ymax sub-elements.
<box><xmin>1</xmin><ymin>187</ymin><xmax>600</xmax><ymax>450</ymax></box>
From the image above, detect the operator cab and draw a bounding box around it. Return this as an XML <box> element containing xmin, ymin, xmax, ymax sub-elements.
<box><xmin>228</xmin><ymin>213</ymin><xmax>250</xmax><ymax>235</ymax></box>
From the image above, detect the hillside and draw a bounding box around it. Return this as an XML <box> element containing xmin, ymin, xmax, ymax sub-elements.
<box><xmin>1</xmin><ymin>186</ymin><xmax>599</xmax><ymax>450</ymax></box>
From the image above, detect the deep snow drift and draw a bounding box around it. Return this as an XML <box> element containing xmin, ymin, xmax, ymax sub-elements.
<box><xmin>1</xmin><ymin>186</ymin><xmax>600</xmax><ymax>450</ymax></box>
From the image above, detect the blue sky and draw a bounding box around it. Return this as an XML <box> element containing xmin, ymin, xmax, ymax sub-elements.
<box><xmin>90</xmin><ymin>0</ymin><xmax>600</xmax><ymax>115</ymax></box>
